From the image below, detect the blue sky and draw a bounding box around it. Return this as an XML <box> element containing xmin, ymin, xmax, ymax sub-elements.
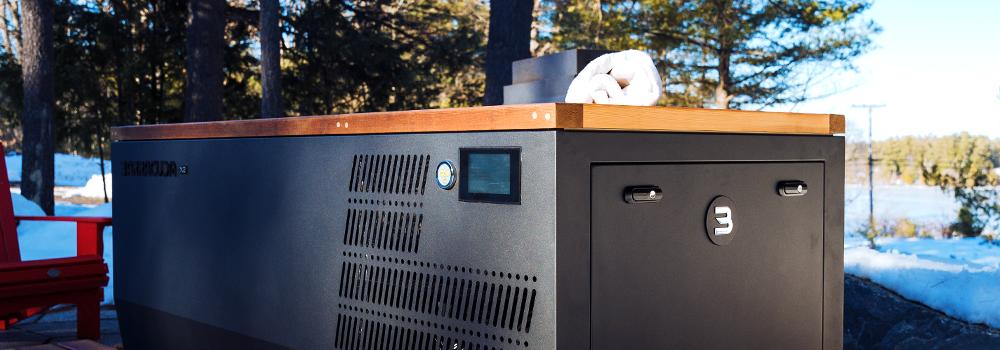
<box><xmin>792</xmin><ymin>0</ymin><xmax>1000</xmax><ymax>140</ymax></box>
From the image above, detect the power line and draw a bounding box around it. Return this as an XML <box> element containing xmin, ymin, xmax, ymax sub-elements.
<box><xmin>852</xmin><ymin>104</ymin><xmax>886</xmax><ymax>232</ymax></box>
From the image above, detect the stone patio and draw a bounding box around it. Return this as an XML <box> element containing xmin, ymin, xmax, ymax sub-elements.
<box><xmin>0</xmin><ymin>305</ymin><xmax>122</xmax><ymax>350</ymax></box>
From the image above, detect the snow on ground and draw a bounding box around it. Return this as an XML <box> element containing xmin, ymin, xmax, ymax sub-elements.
<box><xmin>845</xmin><ymin>185</ymin><xmax>1000</xmax><ymax>329</ymax></box>
<box><xmin>63</xmin><ymin>174</ymin><xmax>113</xmax><ymax>199</ymax></box>
<box><xmin>5</xmin><ymin>153</ymin><xmax>112</xmax><ymax>187</ymax></box>
<box><xmin>877</xmin><ymin>237</ymin><xmax>1000</xmax><ymax>269</ymax></box>
<box><xmin>845</xmin><ymin>234</ymin><xmax>1000</xmax><ymax>329</ymax></box>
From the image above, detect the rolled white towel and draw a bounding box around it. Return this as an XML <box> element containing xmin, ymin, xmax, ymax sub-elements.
<box><xmin>564</xmin><ymin>50</ymin><xmax>663</xmax><ymax>106</ymax></box>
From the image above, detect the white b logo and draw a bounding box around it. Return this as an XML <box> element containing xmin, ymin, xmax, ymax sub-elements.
<box><xmin>714</xmin><ymin>206</ymin><xmax>733</xmax><ymax>235</ymax></box>
<box><xmin>706</xmin><ymin>196</ymin><xmax>737</xmax><ymax>246</ymax></box>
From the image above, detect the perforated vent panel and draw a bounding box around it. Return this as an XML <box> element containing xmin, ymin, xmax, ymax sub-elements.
<box><xmin>338</xmin><ymin>258</ymin><xmax>537</xmax><ymax>334</ymax></box>
<box><xmin>338</xmin><ymin>151</ymin><xmax>543</xmax><ymax>349</ymax></box>
<box><xmin>350</xmin><ymin>155</ymin><xmax>431</xmax><ymax>195</ymax></box>
<box><xmin>343</xmin><ymin>208</ymin><xmax>423</xmax><ymax>253</ymax></box>
<box><xmin>344</xmin><ymin>154</ymin><xmax>429</xmax><ymax>254</ymax></box>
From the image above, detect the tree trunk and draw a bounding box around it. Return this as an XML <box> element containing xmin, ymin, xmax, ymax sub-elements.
<box><xmin>714</xmin><ymin>48</ymin><xmax>732</xmax><ymax>109</ymax></box>
<box><xmin>20</xmin><ymin>0</ymin><xmax>54</xmax><ymax>215</ymax></box>
<box><xmin>259</xmin><ymin>0</ymin><xmax>281</xmax><ymax>119</ymax></box>
<box><xmin>483</xmin><ymin>0</ymin><xmax>533</xmax><ymax>106</ymax></box>
<box><xmin>96</xmin><ymin>109</ymin><xmax>108</xmax><ymax>203</ymax></box>
<box><xmin>153</xmin><ymin>0</ymin><xmax>164</xmax><ymax>124</ymax></box>
<box><xmin>185</xmin><ymin>0</ymin><xmax>226</xmax><ymax>122</ymax></box>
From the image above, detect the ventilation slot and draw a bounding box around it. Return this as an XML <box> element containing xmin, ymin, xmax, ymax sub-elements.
<box><xmin>335</xmin><ymin>314</ymin><xmax>502</xmax><ymax>350</ymax></box>
<box><xmin>339</xmin><ymin>261</ymin><xmax>537</xmax><ymax>334</ymax></box>
<box><xmin>343</xmin><ymin>209</ymin><xmax>422</xmax><ymax>253</ymax></box>
<box><xmin>350</xmin><ymin>154</ymin><xmax>431</xmax><ymax>195</ymax></box>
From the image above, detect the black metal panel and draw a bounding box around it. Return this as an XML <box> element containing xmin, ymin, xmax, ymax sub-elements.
<box><xmin>116</xmin><ymin>299</ymin><xmax>294</xmax><ymax>350</ymax></box>
<box><xmin>113</xmin><ymin>132</ymin><xmax>558</xmax><ymax>350</ymax></box>
<box><xmin>590</xmin><ymin>162</ymin><xmax>824</xmax><ymax>349</ymax></box>
<box><xmin>553</xmin><ymin>131</ymin><xmax>843</xmax><ymax>350</ymax></box>
<box><xmin>504</xmin><ymin>49</ymin><xmax>614</xmax><ymax>104</ymax></box>
<box><xmin>502</xmin><ymin>76</ymin><xmax>577</xmax><ymax>105</ymax></box>
<box><xmin>114</xmin><ymin>129</ymin><xmax>843</xmax><ymax>350</ymax></box>
<box><xmin>510</xmin><ymin>49</ymin><xmax>613</xmax><ymax>85</ymax></box>
<box><xmin>824</xmin><ymin>139</ymin><xmax>846</xmax><ymax>350</ymax></box>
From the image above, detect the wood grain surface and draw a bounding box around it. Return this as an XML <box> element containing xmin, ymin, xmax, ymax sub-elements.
<box><xmin>111</xmin><ymin>103</ymin><xmax>844</xmax><ymax>141</ymax></box>
<box><xmin>576</xmin><ymin>104</ymin><xmax>844</xmax><ymax>134</ymax></box>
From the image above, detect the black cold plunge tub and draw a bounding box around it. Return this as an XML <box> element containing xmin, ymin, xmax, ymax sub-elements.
<box><xmin>111</xmin><ymin>103</ymin><xmax>845</xmax><ymax>350</ymax></box>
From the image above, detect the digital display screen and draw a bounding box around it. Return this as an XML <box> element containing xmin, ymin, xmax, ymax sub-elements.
<box><xmin>459</xmin><ymin>148</ymin><xmax>521</xmax><ymax>204</ymax></box>
<box><xmin>467</xmin><ymin>153</ymin><xmax>511</xmax><ymax>195</ymax></box>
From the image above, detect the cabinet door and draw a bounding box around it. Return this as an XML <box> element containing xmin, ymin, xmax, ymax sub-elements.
<box><xmin>591</xmin><ymin>162</ymin><xmax>824</xmax><ymax>350</ymax></box>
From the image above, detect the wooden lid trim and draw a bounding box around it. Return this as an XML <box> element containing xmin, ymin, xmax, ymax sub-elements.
<box><xmin>575</xmin><ymin>104</ymin><xmax>844</xmax><ymax>135</ymax></box>
<box><xmin>110</xmin><ymin>103</ymin><xmax>843</xmax><ymax>141</ymax></box>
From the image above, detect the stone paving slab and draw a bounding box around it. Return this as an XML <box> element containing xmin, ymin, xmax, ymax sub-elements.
<box><xmin>0</xmin><ymin>305</ymin><xmax>122</xmax><ymax>350</ymax></box>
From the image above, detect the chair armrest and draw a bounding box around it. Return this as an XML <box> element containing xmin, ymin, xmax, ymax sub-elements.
<box><xmin>14</xmin><ymin>216</ymin><xmax>113</xmax><ymax>257</ymax></box>
<box><xmin>14</xmin><ymin>216</ymin><xmax>112</xmax><ymax>224</ymax></box>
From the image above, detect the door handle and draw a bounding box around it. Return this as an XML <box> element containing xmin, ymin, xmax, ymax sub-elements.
<box><xmin>624</xmin><ymin>186</ymin><xmax>663</xmax><ymax>203</ymax></box>
<box><xmin>777</xmin><ymin>181</ymin><xmax>808</xmax><ymax>196</ymax></box>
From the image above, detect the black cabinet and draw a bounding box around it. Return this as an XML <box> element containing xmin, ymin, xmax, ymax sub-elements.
<box><xmin>114</xmin><ymin>130</ymin><xmax>843</xmax><ymax>350</ymax></box>
<box><xmin>592</xmin><ymin>162</ymin><xmax>824</xmax><ymax>349</ymax></box>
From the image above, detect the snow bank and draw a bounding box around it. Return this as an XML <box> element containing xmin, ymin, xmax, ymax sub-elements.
<box><xmin>845</xmin><ymin>236</ymin><xmax>1000</xmax><ymax>329</ymax></box>
<box><xmin>63</xmin><ymin>174</ymin><xmax>113</xmax><ymax>199</ymax></box>
<box><xmin>11</xmin><ymin>192</ymin><xmax>45</xmax><ymax>216</ymax></box>
<box><xmin>5</xmin><ymin>153</ymin><xmax>112</xmax><ymax>187</ymax></box>
<box><xmin>878</xmin><ymin>237</ymin><xmax>1000</xmax><ymax>269</ymax></box>
<box><xmin>12</xmin><ymin>193</ymin><xmax>115</xmax><ymax>305</ymax></box>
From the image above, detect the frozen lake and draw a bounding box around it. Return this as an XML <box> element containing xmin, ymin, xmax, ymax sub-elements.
<box><xmin>844</xmin><ymin>184</ymin><xmax>961</xmax><ymax>231</ymax></box>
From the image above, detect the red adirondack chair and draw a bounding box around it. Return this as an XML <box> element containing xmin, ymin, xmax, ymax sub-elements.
<box><xmin>0</xmin><ymin>145</ymin><xmax>112</xmax><ymax>340</ymax></box>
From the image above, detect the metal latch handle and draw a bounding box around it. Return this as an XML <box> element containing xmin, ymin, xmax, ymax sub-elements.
<box><xmin>624</xmin><ymin>186</ymin><xmax>663</xmax><ymax>203</ymax></box>
<box><xmin>777</xmin><ymin>181</ymin><xmax>808</xmax><ymax>196</ymax></box>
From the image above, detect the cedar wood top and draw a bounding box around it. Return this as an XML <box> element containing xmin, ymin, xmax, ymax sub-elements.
<box><xmin>110</xmin><ymin>103</ymin><xmax>846</xmax><ymax>141</ymax></box>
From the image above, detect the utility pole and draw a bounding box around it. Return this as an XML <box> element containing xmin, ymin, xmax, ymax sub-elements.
<box><xmin>852</xmin><ymin>104</ymin><xmax>886</xmax><ymax>231</ymax></box>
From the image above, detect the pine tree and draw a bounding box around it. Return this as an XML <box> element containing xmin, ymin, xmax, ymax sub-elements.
<box><xmin>185</xmin><ymin>0</ymin><xmax>226</xmax><ymax>122</ymax></box>
<box><xmin>20</xmin><ymin>0</ymin><xmax>54</xmax><ymax>215</ymax></box>
<box><xmin>539</xmin><ymin>0</ymin><xmax>881</xmax><ymax>109</ymax></box>
<box><xmin>282</xmin><ymin>0</ymin><xmax>487</xmax><ymax>115</ymax></box>
<box><xmin>260</xmin><ymin>0</ymin><xmax>282</xmax><ymax>119</ymax></box>
<box><xmin>483</xmin><ymin>0</ymin><xmax>533</xmax><ymax>106</ymax></box>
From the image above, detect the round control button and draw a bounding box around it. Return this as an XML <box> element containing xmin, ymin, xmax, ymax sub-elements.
<box><xmin>436</xmin><ymin>161</ymin><xmax>456</xmax><ymax>190</ymax></box>
<box><xmin>649</xmin><ymin>190</ymin><xmax>656</xmax><ymax>199</ymax></box>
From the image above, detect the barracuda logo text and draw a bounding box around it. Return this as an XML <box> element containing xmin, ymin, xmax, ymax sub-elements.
<box><xmin>121</xmin><ymin>161</ymin><xmax>180</xmax><ymax>177</ymax></box>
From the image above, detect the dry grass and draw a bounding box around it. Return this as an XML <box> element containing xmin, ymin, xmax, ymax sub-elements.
<box><xmin>10</xmin><ymin>186</ymin><xmax>111</xmax><ymax>206</ymax></box>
